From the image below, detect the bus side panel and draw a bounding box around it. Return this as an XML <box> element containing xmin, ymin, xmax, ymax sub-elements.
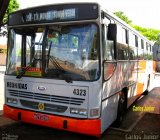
<box><xmin>102</xmin><ymin>61</ymin><xmax>130</xmax><ymax>99</ymax></box>
<box><xmin>153</xmin><ymin>60</ymin><xmax>156</xmax><ymax>72</ymax></box>
<box><xmin>126</xmin><ymin>60</ymin><xmax>154</xmax><ymax>107</ymax></box>
<box><xmin>101</xmin><ymin>93</ymin><xmax>119</xmax><ymax>133</ymax></box>
<box><xmin>127</xmin><ymin>83</ymin><xmax>138</xmax><ymax>108</ymax></box>
<box><xmin>101</xmin><ymin>61</ymin><xmax>130</xmax><ymax>132</ymax></box>
<box><xmin>88</xmin><ymin>81</ymin><xmax>102</xmax><ymax>119</ymax></box>
<box><xmin>136</xmin><ymin>60</ymin><xmax>146</xmax><ymax>95</ymax></box>
<box><xmin>127</xmin><ymin>59</ymin><xmax>138</xmax><ymax>107</ymax></box>
<box><xmin>137</xmin><ymin>60</ymin><xmax>153</xmax><ymax>94</ymax></box>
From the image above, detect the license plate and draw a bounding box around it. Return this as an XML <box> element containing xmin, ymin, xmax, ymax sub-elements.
<box><xmin>33</xmin><ymin>113</ymin><xmax>49</xmax><ymax>121</ymax></box>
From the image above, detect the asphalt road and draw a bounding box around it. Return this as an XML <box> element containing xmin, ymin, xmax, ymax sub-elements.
<box><xmin>0</xmin><ymin>72</ymin><xmax>160</xmax><ymax>140</ymax></box>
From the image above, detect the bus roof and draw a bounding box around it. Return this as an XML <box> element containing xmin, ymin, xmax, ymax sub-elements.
<box><xmin>8</xmin><ymin>2</ymin><xmax>151</xmax><ymax>44</ymax></box>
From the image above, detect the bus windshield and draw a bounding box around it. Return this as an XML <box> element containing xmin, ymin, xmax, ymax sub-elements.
<box><xmin>6</xmin><ymin>24</ymin><xmax>100</xmax><ymax>81</ymax></box>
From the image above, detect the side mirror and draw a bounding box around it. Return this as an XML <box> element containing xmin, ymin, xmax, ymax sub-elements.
<box><xmin>107</xmin><ymin>24</ymin><xmax>117</xmax><ymax>59</ymax></box>
<box><xmin>107</xmin><ymin>24</ymin><xmax>117</xmax><ymax>41</ymax></box>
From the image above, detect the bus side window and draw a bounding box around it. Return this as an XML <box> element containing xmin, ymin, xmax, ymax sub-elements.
<box><xmin>117</xmin><ymin>48</ymin><xmax>127</xmax><ymax>60</ymax></box>
<box><xmin>137</xmin><ymin>39</ymin><xmax>144</xmax><ymax>60</ymax></box>
<box><xmin>105</xmin><ymin>23</ymin><xmax>117</xmax><ymax>60</ymax></box>
<box><xmin>103</xmin><ymin>24</ymin><xmax>117</xmax><ymax>81</ymax></box>
<box><xmin>103</xmin><ymin>25</ymin><xmax>114</xmax><ymax>60</ymax></box>
<box><xmin>103</xmin><ymin>40</ymin><xmax>114</xmax><ymax>60</ymax></box>
<box><xmin>129</xmin><ymin>50</ymin><xmax>135</xmax><ymax>60</ymax></box>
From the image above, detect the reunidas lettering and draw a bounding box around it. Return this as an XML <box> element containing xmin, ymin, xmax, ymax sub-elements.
<box><xmin>7</xmin><ymin>82</ymin><xmax>27</xmax><ymax>90</ymax></box>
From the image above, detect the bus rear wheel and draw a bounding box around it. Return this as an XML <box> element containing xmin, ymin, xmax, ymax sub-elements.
<box><xmin>143</xmin><ymin>74</ymin><xmax>150</xmax><ymax>95</ymax></box>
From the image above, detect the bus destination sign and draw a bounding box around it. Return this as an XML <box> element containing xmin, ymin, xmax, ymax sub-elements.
<box><xmin>8</xmin><ymin>3</ymin><xmax>99</xmax><ymax>26</ymax></box>
<box><xmin>24</xmin><ymin>8</ymin><xmax>76</xmax><ymax>23</ymax></box>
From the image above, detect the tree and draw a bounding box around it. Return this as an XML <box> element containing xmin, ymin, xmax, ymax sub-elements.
<box><xmin>0</xmin><ymin>0</ymin><xmax>10</xmax><ymax>25</ymax></box>
<box><xmin>114</xmin><ymin>11</ymin><xmax>160</xmax><ymax>41</ymax></box>
<box><xmin>114</xmin><ymin>11</ymin><xmax>132</xmax><ymax>25</ymax></box>
<box><xmin>0</xmin><ymin>0</ymin><xmax>19</xmax><ymax>37</ymax></box>
<box><xmin>3</xmin><ymin>0</ymin><xmax>19</xmax><ymax>23</ymax></box>
<box><xmin>132</xmin><ymin>25</ymin><xmax>160</xmax><ymax>41</ymax></box>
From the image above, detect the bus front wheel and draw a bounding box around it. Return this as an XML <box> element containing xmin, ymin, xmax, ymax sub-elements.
<box><xmin>114</xmin><ymin>90</ymin><xmax>127</xmax><ymax>127</ymax></box>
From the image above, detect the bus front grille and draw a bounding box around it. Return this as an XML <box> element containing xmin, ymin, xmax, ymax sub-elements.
<box><xmin>8</xmin><ymin>89</ymin><xmax>85</xmax><ymax>105</ymax></box>
<box><xmin>20</xmin><ymin>99</ymin><xmax>68</xmax><ymax>113</ymax></box>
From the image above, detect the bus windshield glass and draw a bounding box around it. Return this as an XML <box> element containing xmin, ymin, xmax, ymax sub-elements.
<box><xmin>6</xmin><ymin>24</ymin><xmax>100</xmax><ymax>81</ymax></box>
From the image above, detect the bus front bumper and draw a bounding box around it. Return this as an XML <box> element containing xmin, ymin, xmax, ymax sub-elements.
<box><xmin>3</xmin><ymin>105</ymin><xmax>101</xmax><ymax>137</ymax></box>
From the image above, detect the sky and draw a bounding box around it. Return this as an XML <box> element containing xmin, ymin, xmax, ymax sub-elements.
<box><xmin>1</xmin><ymin>0</ymin><xmax>160</xmax><ymax>44</ymax></box>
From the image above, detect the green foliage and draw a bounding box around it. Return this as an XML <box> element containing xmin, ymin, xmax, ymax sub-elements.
<box><xmin>144</xmin><ymin>54</ymin><xmax>153</xmax><ymax>60</ymax></box>
<box><xmin>0</xmin><ymin>0</ymin><xmax>19</xmax><ymax>37</ymax></box>
<box><xmin>3</xmin><ymin>0</ymin><xmax>19</xmax><ymax>23</ymax></box>
<box><xmin>114</xmin><ymin>11</ymin><xmax>132</xmax><ymax>25</ymax></box>
<box><xmin>132</xmin><ymin>25</ymin><xmax>160</xmax><ymax>41</ymax></box>
<box><xmin>114</xmin><ymin>11</ymin><xmax>160</xmax><ymax>41</ymax></box>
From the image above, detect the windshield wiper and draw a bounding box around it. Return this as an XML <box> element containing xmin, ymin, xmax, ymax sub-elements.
<box><xmin>16</xmin><ymin>63</ymin><xmax>36</xmax><ymax>79</ymax></box>
<box><xmin>47</xmin><ymin>42</ymin><xmax>72</xmax><ymax>83</ymax></box>
<box><xmin>16</xmin><ymin>67</ymin><xmax>28</xmax><ymax>79</ymax></box>
<box><xmin>59</xmin><ymin>70</ymin><xmax>73</xmax><ymax>83</ymax></box>
<box><xmin>46</xmin><ymin>67</ymin><xmax>73</xmax><ymax>83</ymax></box>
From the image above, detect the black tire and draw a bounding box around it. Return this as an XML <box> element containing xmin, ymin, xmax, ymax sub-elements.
<box><xmin>114</xmin><ymin>91</ymin><xmax>127</xmax><ymax>127</ymax></box>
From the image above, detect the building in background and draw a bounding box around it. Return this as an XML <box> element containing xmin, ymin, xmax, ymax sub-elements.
<box><xmin>0</xmin><ymin>44</ymin><xmax>7</xmax><ymax>65</ymax></box>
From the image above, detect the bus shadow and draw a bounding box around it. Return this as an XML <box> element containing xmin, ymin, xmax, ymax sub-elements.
<box><xmin>109</xmin><ymin>87</ymin><xmax>160</xmax><ymax>132</ymax></box>
<box><xmin>0</xmin><ymin>122</ymin><xmax>99</xmax><ymax>140</ymax></box>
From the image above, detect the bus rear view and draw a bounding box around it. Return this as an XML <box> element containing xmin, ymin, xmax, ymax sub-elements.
<box><xmin>4</xmin><ymin>3</ymin><xmax>102</xmax><ymax>137</ymax></box>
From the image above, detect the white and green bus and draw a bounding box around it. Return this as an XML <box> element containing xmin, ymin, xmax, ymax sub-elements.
<box><xmin>4</xmin><ymin>3</ymin><xmax>153</xmax><ymax>137</ymax></box>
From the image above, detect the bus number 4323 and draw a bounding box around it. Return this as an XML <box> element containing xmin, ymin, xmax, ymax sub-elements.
<box><xmin>73</xmin><ymin>89</ymin><xmax>86</xmax><ymax>96</ymax></box>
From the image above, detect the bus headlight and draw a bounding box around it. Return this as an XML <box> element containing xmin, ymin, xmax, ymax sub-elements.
<box><xmin>7</xmin><ymin>98</ymin><xmax>18</xmax><ymax>104</ymax></box>
<box><xmin>70</xmin><ymin>108</ymin><xmax>87</xmax><ymax>116</ymax></box>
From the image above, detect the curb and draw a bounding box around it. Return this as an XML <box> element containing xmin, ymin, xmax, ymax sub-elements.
<box><xmin>109</xmin><ymin>113</ymin><xmax>145</xmax><ymax>132</ymax></box>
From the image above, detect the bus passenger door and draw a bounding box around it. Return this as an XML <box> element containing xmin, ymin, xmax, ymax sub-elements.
<box><xmin>101</xmin><ymin>23</ymin><xmax>119</xmax><ymax>131</ymax></box>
